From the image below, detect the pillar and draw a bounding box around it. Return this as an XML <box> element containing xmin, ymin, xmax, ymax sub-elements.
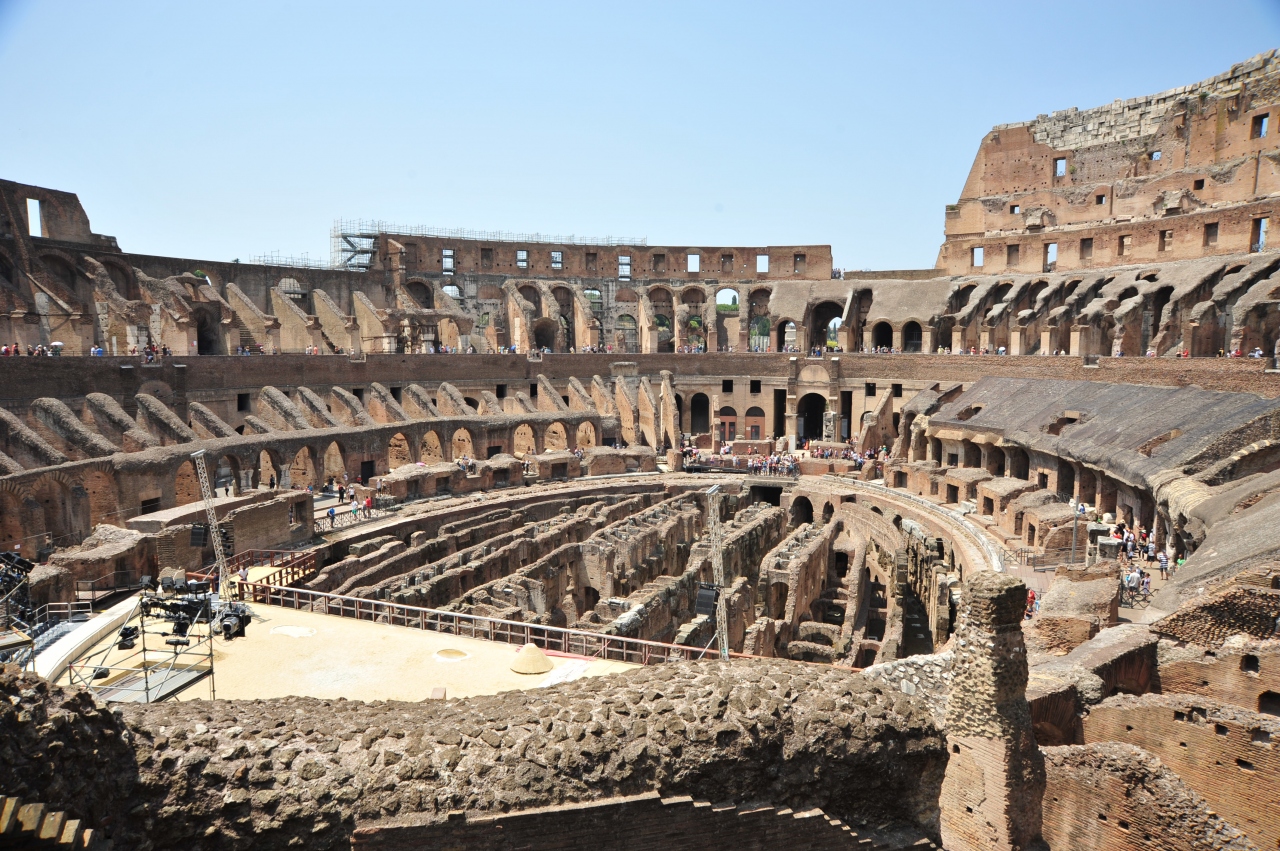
<box><xmin>940</xmin><ymin>572</ymin><xmax>1046</xmax><ymax>851</ymax></box>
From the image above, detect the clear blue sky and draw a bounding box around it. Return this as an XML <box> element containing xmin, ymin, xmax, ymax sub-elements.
<box><xmin>2</xmin><ymin>1</ymin><xmax>1278</xmax><ymax>271</ymax></box>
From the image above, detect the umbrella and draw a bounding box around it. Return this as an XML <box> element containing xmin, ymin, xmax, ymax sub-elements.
<box><xmin>50</xmin><ymin>341</ymin><xmax>64</xmax><ymax>346</ymax></box>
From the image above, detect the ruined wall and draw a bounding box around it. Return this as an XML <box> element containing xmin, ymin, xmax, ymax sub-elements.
<box><xmin>1041</xmin><ymin>744</ymin><xmax>1256</xmax><ymax>851</ymax></box>
<box><xmin>1082</xmin><ymin>693</ymin><xmax>1280</xmax><ymax>848</ymax></box>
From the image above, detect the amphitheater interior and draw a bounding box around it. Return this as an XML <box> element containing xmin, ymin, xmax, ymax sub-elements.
<box><xmin>3</xmin><ymin>51</ymin><xmax>1280</xmax><ymax>851</ymax></box>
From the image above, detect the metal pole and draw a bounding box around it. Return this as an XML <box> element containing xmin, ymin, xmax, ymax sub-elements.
<box><xmin>1071</xmin><ymin>513</ymin><xmax>1078</xmax><ymax>564</ymax></box>
<box><xmin>709</xmin><ymin>486</ymin><xmax>730</xmax><ymax>660</ymax></box>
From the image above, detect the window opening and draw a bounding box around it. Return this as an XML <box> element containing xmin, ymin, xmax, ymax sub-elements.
<box><xmin>237</xmin><ymin>393</ymin><xmax>251</xmax><ymax>412</ymax></box>
<box><xmin>26</xmin><ymin>199</ymin><xmax>41</xmax><ymax>237</ymax></box>
<box><xmin>722</xmin><ymin>379</ymin><xmax>733</xmax><ymax>393</ymax></box>
<box><xmin>864</xmin><ymin>382</ymin><xmax>876</xmax><ymax>397</ymax></box>
<box><xmin>481</xmin><ymin>247</ymin><xmax>494</xmax><ymax>268</ymax></box>
<box><xmin>793</xmin><ymin>253</ymin><xmax>806</xmax><ymax>275</ymax></box>
<box><xmin>1159</xmin><ymin>230</ymin><xmax>1173</xmax><ymax>252</ymax></box>
<box><xmin>1010</xmin><ymin>204</ymin><xmax>1020</xmax><ymax>215</ymax></box>
<box><xmin>1096</xmin><ymin>194</ymin><xmax>1106</xmax><ymax>205</ymax></box>
<box><xmin>1252</xmin><ymin>113</ymin><xmax>1269</xmax><ymax>139</ymax></box>
<box><xmin>1006</xmin><ymin>244</ymin><xmax>1020</xmax><ymax>267</ymax></box>
<box><xmin>756</xmin><ymin>254</ymin><xmax>769</xmax><ymax>274</ymax></box>
<box><xmin>516</xmin><ymin>249</ymin><xmax>529</xmax><ymax>269</ymax></box>
<box><xmin>1204</xmin><ymin>222</ymin><xmax>1219</xmax><ymax>246</ymax></box>
<box><xmin>442</xmin><ymin>249</ymin><xmax>455</xmax><ymax>275</ymax></box>
<box><xmin>585</xmin><ymin>252</ymin><xmax>598</xmax><ymax>272</ymax></box>
<box><xmin>1053</xmin><ymin>158</ymin><xmax>1067</xmax><ymax>177</ymax></box>
<box><xmin>1193</xmin><ymin>179</ymin><xmax>1205</xmax><ymax>191</ymax></box>
<box><xmin>1150</xmin><ymin>150</ymin><xmax>1161</xmax><ymax>161</ymax></box>
<box><xmin>972</xmin><ymin>246</ymin><xmax>984</xmax><ymax>267</ymax></box>
<box><xmin>1118</xmin><ymin>234</ymin><xmax>1132</xmax><ymax>257</ymax></box>
<box><xmin>1252</xmin><ymin>218</ymin><xmax>1269</xmax><ymax>253</ymax></box>
<box><xmin>721</xmin><ymin>254</ymin><xmax>733</xmax><ymax>273</ymax></box>
<box><xmin>617</xmin><ymin>255</ymin><xmax>631</xmax><ymax>280</ymax></box>
<box><xmin>550</xmin><ymin>250</ymin><xmax>563</xmax><ymax>270</ymax></box>
<box><xmin>750</xmin><ymin>379</ymin><xmax>761</xmax><ymax>394</ymax></box>
<box><xmin>1043</xmin><ymin>242</ymin><xmax>1058</xmax><ymax>272</ymax></box>
<box><xmin>1079</xmin><ymin>238</ymin><xmax>1094</xmax><ymax>261</ymax></box>
<box><xmin>687</xmin><ymin>253</ymin><xmax>700</xmax><ymax>273</ymax></box>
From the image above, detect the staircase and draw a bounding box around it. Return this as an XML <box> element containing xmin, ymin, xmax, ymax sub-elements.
<box><xmin>0</xmin><ymin>796</ymin><xmax>110</xmax><ymax>849</ymax></box>
<box><xmin>318</xmin><ymin>328</ymin><xmax>339</xmax><ymax>353</ymax></box>
<box><xmin>229</xmin><ymin>314</ymin><xmax>261</xmax><ymax>353</ymax></box>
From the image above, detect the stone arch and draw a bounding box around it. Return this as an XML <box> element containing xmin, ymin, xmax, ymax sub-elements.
<box><xmin>29</xmin><ymin>473</ymin><xmax>88</xmax><ymax>549</ymax></box>
<box><xmin>790</xmin><ymin>495</ymin><xmax>814</xmax><ymax>526</ymax></box>
<box><xmin>289</xmin><ymin>446</ymin><xmax>319</xmax><ymax>489</ymax></box>
<box><xmin>744</xmin><ymin>406</ymin><xmax>766</xmax><ymax>441</ymax></box>
<box><xmin>518</xmin><ymin>285</ymin><xmax>541</xmax><ymax>313</ymax></box>
<box><xmin>797</xmin><ymin>393</ymin><xmax>827</xmax><ymax>441</ymax></box>
<box><xmin>718</xmin><ymin>406</ymin><xmax>738</xmax><ymax>443</ymax></box>
<box><xmin>0</xmin><ymin>487</ymin><xmax>25</xmax><ymax>551</ymax></box>
<box><xmin>442</xmin><ymin>283</ymin><xmax>463</xmax><ymax>300</ymax></box>
<box><xmin>767</xmin><ymin>580</ymin><xmax>789</xmax><ymax>620</ymax></box>
<box><xmin>257</xmin><ymin>449</ymin><xmax>283</xmax><ymax>489</ymax></box>
<box><xmin>322</xmin><ymin>440</ymin><xmax>347</xmax><ymax>483</ymax></box>
<box><xmin>214</xmin><ymin>454</ymin><xmax>242</xmax><ymax>495</ymax></box>
<box><xmin>421</xmin><ymin>431</ymin><xmax>445</xmax><ymax>463</ymax></box>
<box><xmin>902</xmin><ymin>320</ymin><xmax>923</xmax><ymax>353</ymax></box>
<box><xmin>690</xmin><ymin>393</ymin><xmax>711</xmax><ymax>434</ymax></box>
<box><xmin>174</xmin><ymin>459</ymin><xmax>203</xmax><ymax>506</ymax></box>
<box><xmin>514</xmin><ymin>424</ymin><xmax>537</xmax><ymax>456</ymax></box>
<box><xmin>808</xmin><ymin>301</ymin><xmax>844</xmax><ymax>351</ymax></box>
<box><xmin>192</xmin><ymin>305</ymin><xmax>223</xmax><ymax>355</ymax></box>
<box><xmin>749</xmin><ymin>315</ymin><xmax>771</xmax><ymax>351</ymax></box>
<box><xmin>387</xmin><ymin>432</ymin><xmax>413</xmax><ymax>469</ymax></box>
<box><xmin>715</xmin><ymin>287</ymin><xmax>740</xmax><ymax>351</ymax></box>
<box><xmin>777</xmin><ymin>320</ymin><xmax>797</xmax><ymax>352</ymax></box>
<box><xmin>452</xmin><ymin>428</ymin><xmax>474</xmax><ymax>459</ymax></box>
<box><xmin>545</xmin><ymin>422</ymin><xmax>569</xmax><ymax>452</ymax></box>
<box><xmin>681</xmin><ymin>287</ymin><xmax>706</xmax><ymax>305</ymax></box>
<box><xmin>100</xmin><ymin>258</ymin><xmax>140</xmax><ymax>301</ymax></box>
<box><xmin>532</xmin><ymin>317</ymin><xmax>559</xmax><ymax>351</ymax></box>
<box><xmin>615</xmin><ymin>314</ymin><xmax>639</xmax><ymax>353</ymax></box>
<box><xmin>404</xmin><ymin>280</ymin><xmax>434</xmax><ymax>310</ymax></box>
<box><xmin>872</xmin><ymin>321</ymin><xmax>893</xmax><ymax>349</ymax></box>
<box><xmin>576</xmin><ymin>421</ymin><xmax>597</xmax><ymax>448</ymax></box>
<box><xmin>80</xmin><ymin>465</ymin><xmax>119</xmax><ymax>527</ymax></box>
<box><xmin>821</xmin><ymin>501</ymin><xmax>835</xmax><ymax>525</ymax></box>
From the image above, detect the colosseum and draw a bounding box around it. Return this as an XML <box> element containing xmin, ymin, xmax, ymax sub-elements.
<box><xmin>2</xmin><ymin>50</ymin><xmax>1280</xmax><ymax>851</ymax></box>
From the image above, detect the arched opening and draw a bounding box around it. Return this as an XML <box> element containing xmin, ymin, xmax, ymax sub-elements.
<box><xmin>532</xmin><ymin>318</ymin><xmax>558</xmax><ymax>351</ymax></box>
<box><xmin>581</xmin><ymin>585</ymin><xmax>601</xmax><ymax>614</ymax></box>
<box><xmin>513</xmin><ymin>424</ymin><xmax>536</xmax><ymax>456</ymax></box>
<box><xmin>257</xmin><ymin>450</ymin><xmax>281</xmax><ymax>489</ymax></box>
<box><xmin>690</xmin><ymin>393</ymin><xmax>711</xmax><ymax>434</ymax></box>
<box><xmin>442</xmin><ymin>284</ymin><xmax>462</xmax><ymax>300</ymax></box>
<box><xmin>323</xmin><ymin>441</ymin><xmax>347</xmax><ymax>483</ymax></box>
<box><xmin>745</xmin><ymin>406</ymin><xmax>766</xmax><ymax>441</ymax></box>
<box><xmin>872</xmin><ymin>322</ymin><xmax>893</xmax><ymax>349</ymax></box>
<box><xmin>777</xmin><ymin>320</ymin><xmax>797</xmax><ymax>352</ymax></box>
<box><xmin>405</xmin><ymin>281</ymin><xmax>434</xmax><ymax>309</ymax></box>
<box><xmin>451</xmin><ymin>428</ymin><xmax>474</xmax><ymax>459</ymax></box>
<box><xmin>544</xmin><ymin>422</ymin><xmax>568</xmax><ymax>452</ymax></box>
<box><xmin>790</xmin><ymin>496</ymin><xmax>814</xmax><ymax>526</ymax></box>
<box><xmin>681</xmin><ymin>287</ymin><xmax>706</xmax><ymax>305</ymax></box>
<box><xmin>289</xmin><ymin>447</ymin><xmax>318</xmax><ymax>489</ymax></box>
<box><xmin>576</xmin><ymin>421</ymin><xmax>597</xmax><ymax>448</ymax></box>
<box><xmin>1007</xmin><ymin>447</ymin><xmax>1030</xmax><ymax>480</ymax></box>
<box><xmin>654</xmin><ymin>314</ymin><xmax>674</xmax><ymax>353</ymax></box>
<box><xmin>421</xmin><ymin>431</ymin><xmax>445</xmax><ymax>463</ymax></box>
<box><xmin>749</xmin><ymin>316</ymin><xmax>771</xmax><ymax>351</ymax></box>
<box><xmin>718</xmin><ymin>406</ymin><xmax>738</xmax><ymax>443</ymax></box>
<box><xmin>796</xmin><ymin>393</ymin><xmax>827</xmax><ymax>441</ymax></box>
<box><xmin>31</xmin><ymin>476</ymin><xmax>84</xmax><ymax>549</ymax></box>
<box><xmin>809</xmin><ymin>301</ymin><xmax>844</xmax><ymax>352</ymax></box>
<box><xmin>615</xmin><ymin>314</ymin><xmax>638</xmax><ymax>353</ymax></box>
<box><xmin>518</xmin><ymin>285</ymin><xmax>542</xmax><ymax>313</ymax></box>
<box><xmin>387</xmin><ymin>433</ymin><xmax>413</xmax><ymax>469</ymax></box>
<box><xmin>194</xmin><ymin>307</ymin><xmax>221</xmax><ymax>355</ymax></box>
<box><xmin>821</xmin><ymin>502</ymin><xmax>834</xmax><ymax>525</ymax></box>
<box><xmin>214</xmin><ymin>455</ymin><xmax>241</xmax><ymax>496</ymax></box>
<box><xmin>0</xmin><ymin>490</ymin><xmax>24</xmax><ymax>551</ymax></box>
<box><xmin>715</xmin><ymin>288</ymin><xmax>740</xmax><ymax>351</ymax></box>
<box><xmin>902</xmin><ymin>321</ymin><xmax>923</xmax><ymax>353</ymax></box>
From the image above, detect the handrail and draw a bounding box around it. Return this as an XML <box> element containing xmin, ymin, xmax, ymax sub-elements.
<box><xmin>242</xmin><ymin>582</ymin><xmax>753</xmax><ymax>666</ymax></box>
<box><xmin>189</xmin><ymin>550</ymin><xmax>317</xmax><ymax>588</ymax></box>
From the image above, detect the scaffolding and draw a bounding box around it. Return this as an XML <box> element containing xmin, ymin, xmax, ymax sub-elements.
<box><xmin>331</xmin><ymin>220</ymin><xmax>648</xmax><ymax>271</ymax></box>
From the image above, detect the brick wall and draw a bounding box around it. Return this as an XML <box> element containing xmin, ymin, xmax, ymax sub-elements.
<box><xmin>1082</xmin><ymin>694</ymin><xmax>1280</xmax><ymax>848</ymax></box>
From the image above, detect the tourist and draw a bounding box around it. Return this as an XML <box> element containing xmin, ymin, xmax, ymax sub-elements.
<box><xmin>327</xmin><ymin>506</ymin><xmax>337</xmax><ymax>528</ymax></box>
<box><xmin>1157</xmin><ymin>550</ymin><xmax>1170</xmax><ymax>580</ymax></box>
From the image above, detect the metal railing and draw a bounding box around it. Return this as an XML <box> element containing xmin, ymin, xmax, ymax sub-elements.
<box><xmin>75</xmin><ymin>570</ymin><xmax>140</xmax><ymax>602</ymax></box>
<box><xmin>1016</xmin><ymin>546</ymin><xmax>1087</xmax><ymax>571</ymax></box>
<box><xmin>189</xmin><ymin>550</ymin><xmax>319</xmax><ymax>590</ymax></box>
<box><xmin>241</xmin><ymin>582</ymin><xmax>746</xmax><ymax>666</ymax></box>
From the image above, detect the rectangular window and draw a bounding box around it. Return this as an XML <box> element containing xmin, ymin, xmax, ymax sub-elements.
<box><xmin>793</xmin><ymin>253</ymin><xmax>806</xmax><ymax>275</ymax></box>
<box><xmin>1006</xmin><ymin>244</ymin><xmax>1020</xmax><ymax>267</ymax></box>
<box><xmin>722</xmin><ymin>379</ymin><xmax>733</xmax><ymax>392</ymax></box>
<box><xmin>892</xmin><ymin>383</ymin><xmax>902</xmax><ymax>398</ymax></box>
<box><xmin>442</xmin><ymin>249</ymin><xmax>455</xmax><ymax>275</ymax></box>
<box><xmin>651</xmin><ymin>253</ymin><xmax>666</xmax><ymax>273</ymax></box>
<box><xmin>1204</xmin><ymin>222</ymin><xmax>1219</xmax><ymax>246</ymax></box>
<box><xmin>585</xmin><ymin>252</ymin><xmax>598</xmax><ymax>272</ymax></box>
<box><xmin>1079</xmin><ymin>237</ymin><xmax>1094</xmax><ymax>261</ymax></box>
<box><xmin>495</xmin><ymin>383</ymin><xmax>506</xmax><ymax>399</ymax></box>
<box><xmin>687</xmin><ymin>253</ymin><xmax>701</xmax><ymax>273</ymax></box>
<box><xmin>1150</xmin><ymin>150</ymin><xmax>1162</xmax><ymax>161</ymax></box>
<box><xmin>864</xmin><ymin>382</ymin><xmax>876</xmax><ymax>397</ymax></box>
<box><xmin>1096</xmin><ymin>194</ymin><xmax>1107</xmax><ymax>205</ymax></box>
<box><xmin>1010</xmin><ymin>204</ymin><xmax>1020</xmax><ymax>214</ymax></box>
<box><xmin>1043</xmin><ymin>242</ymin><xmax>1058</xmax><ymax>272</ymax></box>
<box><xmin>618</xmin><ymin>255</ymin><xmax>631</xmax><ymax>280</ymax></box>
<box><xmin>480</xmin><ymin>247</ymin><xmax>494</xmax><ymax>268</ymax></box>
<box><xmin>1118</xmin><ymin>234</ymin><xmax>1132</xmax><ymax>256</ymax></box>
<box><xmin>550</xmin><ymin>250</ymin><xmax>563</xmax><ymax>270</ymax></box>
<box><xmin>529</xmin><ymin>383</ymin><xmax>538</xmax><ymax>398</ymax></box>
<box><xmin>1053</xmin><ymin>157</ymin><xmax>1067</xmax><ymax>177</ymax></box>
<box><xmin>26</xmin><ymin>198</ymin><xmax>41</xmax><ymax>237</ymax></box>
<box><xmin>750</xmin><ymin>379</ymin><xmax>761</xmax><ymax>394</ymax></box>
<box><xmin>971</xmin><ymin>246</ymin><xmax>984</xmax><ymax>267</ymax></box>
<box><xmin>721</xmin><ymin>254</ymin><xmax>734</xmax><ymax>273</ymax></box>
<box><xmin>756</xmin><ymin>254</ymin><xmax>769</xmax><ymax>273</ymax></box>
<box><xmin>237</xmin><ymin>393</ymin><xmax>251</xmax><ymax>412</ymax></box>
<box><xmin>1193</xmin><ymin>178</ymin><xmax>1205</xmax><ymax>191</ymax></box>
<box><xmin>390</xmin><ymin>386</ymin><xmax>402</xmax><ymax>403</ymax></box>
<box><xmin>1252</xmin><ymin>217</ymin><xmax>1269</xmax><ymax>253</ymax></box>
<box><xmin>1159</xmin><ymin>230</ymin><xmax>1174</xmax><ymax>252</ymax></box>
<box><xmin>1252</xmin><ymin>113</ymin><xmax>1269</xmax><ymax>139</ymax></box>
<box><xmin>516</xmin><ymin>249</ymin><xmax>529</xmax><ymax>269</ymax></box>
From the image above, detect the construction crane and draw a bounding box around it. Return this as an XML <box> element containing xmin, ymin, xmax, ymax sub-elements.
<box><xmin>190</xmin><ymin>449</ymin><xmax>230</xmax><ymax>596</ymax></box>
<box><xmin>707</xmin><ymin>485</ymin><xmax>730</xmax><ymax>660</ymax></box>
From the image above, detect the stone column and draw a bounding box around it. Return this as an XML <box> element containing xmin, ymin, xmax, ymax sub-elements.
<box><xmin>939</xmin><ymin>571</ymin><xmax>1046</xmax><ymax>851</ymax></box>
